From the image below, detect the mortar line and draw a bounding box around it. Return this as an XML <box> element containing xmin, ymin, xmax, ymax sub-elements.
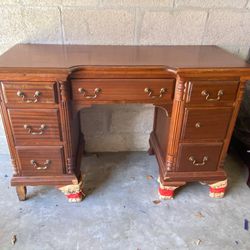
<box><xmin>134</xmin><ymin>8</ymin><xmax>139</xmax><ymax>45</ymax></box>
<box><xmin>201</xmin><ymin>10</ymin><xmax>210</xmax><ymax>45</ymax></box>
<box><xmin>58</xmin><ymin>6</ymin><xmax>65</xmax><ymax>45</ymax></box>
<box><xmin>244</xmin><ymin>0</ymin><xmax>249</xmax><ymax>8</ymax></box>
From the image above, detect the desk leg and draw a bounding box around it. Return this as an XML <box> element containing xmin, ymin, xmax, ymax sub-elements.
<box><xmin>158</xmin><ymin>178</ymin><xmax>186</xmax><ymax>199</ymax></box>
<box><xmin>208</xmin><ymin>179</ymin><xmax>227</xmax><ymax>198</ymax></box>
<box><xmin>148</xmin><ymin>140</ymin><xmax>155</xmax><ymax>155</ymax></box>
<box><xmin>16</xmin><ymin>186</ymin><xmax>27</xmax><ymax>201</ymax></box>
<box><xmin>58</xmin><ymin>175</ymin><xmax>85</xmax><ymax>202</ymax></box>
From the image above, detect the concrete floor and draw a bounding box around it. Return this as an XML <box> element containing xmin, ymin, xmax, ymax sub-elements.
<box><xmin>0</xmin><ymin>152</ymin><xmax>250</xmax><ymax>250</ymax></box>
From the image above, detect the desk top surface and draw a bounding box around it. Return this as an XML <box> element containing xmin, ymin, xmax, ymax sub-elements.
<box><xmin>0</xmin><ymin>44</ymin><xmax>249</xmax><ymax>70</ymax></box>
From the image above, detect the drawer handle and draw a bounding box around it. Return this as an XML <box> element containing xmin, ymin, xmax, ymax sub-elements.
<box><xmin>144</xmin><ymin>88</ymin><xmax>167</xmax><ymax>98</ymax></box>
<box><xmin>189</xmin><ymin>156</ymin><xmax>208</xmax><ymax>166</ymax></box>
<box><xmin>24</xmin><ymin>124</ymin><xmax>47</xmax><ymax>135</ymax></box>
<box><xmin>78</xmin><ymin>88</ymin><xmax>101</xmax><ymax>99</ymax></box>
<box><xmin>195</xmin><ymin>122</ymin><xmax>201</xmax><ymax>128</ymax></box>
<box><xmin>30</xmin><ymin>159</ymin><xmax>51</xmax><ymax>170</ymax></box>
<box><xmin>17</xmin><ymin>90</ymin><xmax>41</xmax><ymax>103</ymax></box>
<box><xmin>201</xmin><ymin>90</ymin><xmax>224</xmax><ymax>101</ymax></box>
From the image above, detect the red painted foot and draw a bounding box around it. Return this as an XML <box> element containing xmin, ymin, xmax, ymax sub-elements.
<box><xmin>58</xmin><ymin>177</ymin><xmax>85</xmax><ymax>202</ymax></box>
<box><xmin>158</xmin><ymin>181</ymin><xmax>178</xmax><ymax>200</ymax></box>
<box><xmin>209</xmin><ymin>179</ymin><xmax>227</xmax><ymax>198</ymax></box>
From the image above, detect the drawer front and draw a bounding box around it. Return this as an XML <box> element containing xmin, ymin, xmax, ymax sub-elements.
<box><xmin>176</xmin><ymin>143</ymin><xmax>222</xmax><ymax>172</ymax></box>
<box><xmin>187</xmin><ymin>81</ymin><xmax>238</xmax><ymax>105</ymax></box>
<box><xmin>8</xmin><ymin>109</ymin><xmax>61</xmax><ymax>145</ymax></box>
<box><xmin>181</xmin><ymin>107</ymin><xmax>233</xmax><ymax>141</ymax></box>
<box><xmin>72</xmin><ymin>79</ymin><xmax>175</xmax><ymax>102</ymax></box>
<box><xmin>16</xmin><ymin>147</ymin><xmax>64</xmax><ymax>176</ymax></box>
<box><xmin>1</xmin><ymin>81</ymin><xmax>57</xmax><ymax>104</ymax></box>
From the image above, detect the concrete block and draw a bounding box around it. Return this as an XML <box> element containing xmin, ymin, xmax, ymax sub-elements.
<box><xmin>84</xmin><ymin>134</ymin><xmax>127</xmax><ymax>152</ymax></box>
<box><xmin>0</xmin><ymin>7</ymin><xmax>24</xmax><ymax>44</ymax></box>
<box><xmin>63</xmin><ymin>8</ymin><xmax>135</xmax><ymax>44</ymax></box>
<box><xmin>110</xmin><ymin>107</ymin><xmax>154</xmax><ymax>133</ymax></box>
<box><xmin>22</xmin><ymin>7</ymin><xmax>62</xmax><ymax>44</ymax></box>
<box><xmin>238</xmin><ymin>47</ymin><xmax>250</xmax><ymax>61</ymax></box>
<box><xmin>123</xmin><ymin>133</ymin><xmax>150</xmax><ymax>151</ymax></box>
<box><xmin>85</xmin><ymin>133</ymin><xmax>150</xmax><ymax>152</ymax></box>
<box><xmin>220</xmin><ymin>45</ymin><xmax>250</xmax><ymax>61</ymax></box>
<box><xmin>175</xmin><ymin>0</ymin><xmax>247</xmax><ymax>8</ymax></box>
<box><xmin>0</xmin><ymin>44</ymin><xmax>12</xmax><ymax>55</ymax></box>
<box><xmin>81</xmin><ymin>106</ymin><xmax>111</xmax><ymax>135</ymax></box>
<box><xmin>139</xmin><ymin>10</ymin><xmax>207</xmax><ymax>45</ymax></box>
<box><xmin>21</xmin><ymin>0</ymin><xmax>62</xmax><ymax>5</ymax></box>
<box><xmin>203</xmin><ymin>10</ymin><xmax>250</xmax><ymax>46</ymax></box>
<box><xmin>0</xmin><ymin>0</ymin><xmax>19</xmax><ymax>5</ymax></box>
<box><xmin>62</xmin><ymin>0</ymin><xmax>99</xmax><ymax>6</ymax></box>
<box><xmin>102</xmin><ymin>0</ymin><xmax>173</xmax><ymax>7</ymax></box>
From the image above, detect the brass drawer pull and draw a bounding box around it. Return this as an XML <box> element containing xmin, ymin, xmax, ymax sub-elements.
<box><xmin>24</xmin><ymin>124</ymin><xmax>47</xmax><ymax>135</ymax></box>
<box><xmin>78</xmin><ymin>88</ymin><xmax>101</xmax><ymax>99</ymax></box>
<box><xmin>144</xmin><ymin>88</ymin><xmax>167</xmax><ymax>98</ymax></box>
<box><xmin>195</xmin><ymin>122</ymin><xmax>201</xmax><ymax>128</ymax></box>
<box><xmin>201</xmin><ymin>89</ymin><xmax>224</xmax><ymax>101</ymax></box>
<box><xmin>17</xmin><ymin>90</ymin><xmax>41</xmax><ymax>103</ymax></box>
<box><xmin>30</xmin><ymin>159</ymin><xmax>51</xmax><ymax>170</ymax></box>
<box><xmin>189</xmin><ymin>156</ymin><xmax>208</xmax><ymax>166</ymax></box>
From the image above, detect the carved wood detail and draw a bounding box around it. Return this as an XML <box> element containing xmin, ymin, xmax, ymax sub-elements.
<box><xmin>59</xmin><ymin>81</ymin><xmax>74</xmax><ymax>174</ymax></box>
<box><xmin>11</xmin><ymin>158</ymin><xmax>18</xmax><ymax>175</ymax></box>
<box><xmin>165</xmin><ymin>76</ymin><xmax>187</xmax><ymax>176</ymax></box>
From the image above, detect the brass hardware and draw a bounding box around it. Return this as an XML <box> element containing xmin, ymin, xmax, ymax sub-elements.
<box><xmin>189</xmin><ymin>156</ymin><xmax>208</xmax><ymax>166</ymax></box>
<box><xmin>201</xmin><ymin>89</ymin><xmax>224</xmax><ymax>101</ymax></box>
<box><xmin>78</xmin><ymin>88</ymin><xmax>101</xmax><ymax>99</ymax></box>
<box><xmin>30</xmin><ymin>159</ymin><xmax>51</xmax><ymax>170</ymax></box>
<box><xmin>195</xmin><ymin>122</ymin><xmax>201</xmax><ymax>128</ymax></box>
<box><xmin>144</xmin><ymin>88</ymin><xmax>167</xmax><ymax>98</ymax></box>
<box><xmin>24</xmin><ymin>124</ymin><xmax>47</xmax><ymax>135</ymax></box>
<box><xmin>17</xmin><ymin>90</ymin><xmax>41</xmax><ymax>103</ymax></box>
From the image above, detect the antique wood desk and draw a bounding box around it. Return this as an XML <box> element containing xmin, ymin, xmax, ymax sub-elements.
<box><xmin>0</xmin><ymin>45</ymin><xmax>250</xmax><ymax>202</ymax></box>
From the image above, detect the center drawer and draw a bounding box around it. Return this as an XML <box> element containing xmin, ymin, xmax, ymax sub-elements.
<box><xmin>8</xmin><ymin>109</ymin><xmax>62</xmax><ymax>145</ymax></box>
<box><xmin>71</xmin><ymin>79</ymin><xmax>175</xmax><ymax>102</ymax></box>
<box><xmin>16</xmin><ymin>146</ymin><xmax>65</xmax><ymax>176</ymax></box>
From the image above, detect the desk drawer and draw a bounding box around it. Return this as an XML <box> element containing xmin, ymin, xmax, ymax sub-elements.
<box><xmin>181</xmin><ymin>107</ymin><xmax>233</xmax><ymax>141</ymax></box>
<box><xmin>16</xmin><ymin>146</ymin><xmax>64</xmax><ymax>176</ymax></box>
<box><xmin>1</xmin><ymin>81</ymin><xmax>57</xmax><ymax>105</ymax></box>
<box><xmin>176</xmin><ymin>143</ymin><xmax>222</xmax><ymax>172</ymax></box>
<box><xmin>187</xmin><ymin>81</ymin><xmax>238</xmax><ymax>105</ymax></box>
<box><xmin>8</xmin><ymin>109</ymin><xmax>62</xmax><ymax>145</ymax></box>
<box><xmin>72</xmin><ymin>79</ymin><xmax>175</xmax><ymax>102</ymax></box>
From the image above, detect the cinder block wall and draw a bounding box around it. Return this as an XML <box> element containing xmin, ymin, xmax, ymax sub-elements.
<box><xmin>0</xmin><ymin>0</ymin><xmax>250</xmax><ymax>153</ymax></box>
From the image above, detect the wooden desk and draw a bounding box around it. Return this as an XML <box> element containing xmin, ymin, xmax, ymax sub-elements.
<box><xmin>0</xmin><ymin>45</ymin><xmax>250</xmax><ymax>202</ymax></box>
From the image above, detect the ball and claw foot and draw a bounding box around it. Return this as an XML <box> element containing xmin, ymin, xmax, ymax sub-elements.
<box><xmin>58</xmin><ymin>178</ymin><xmax>85</xmax><ymax>203</ymax></box>
<box><xmin>208</xmin><ymin>179</ymin><xmax>227</xmax><ymax>198</ymax></box>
